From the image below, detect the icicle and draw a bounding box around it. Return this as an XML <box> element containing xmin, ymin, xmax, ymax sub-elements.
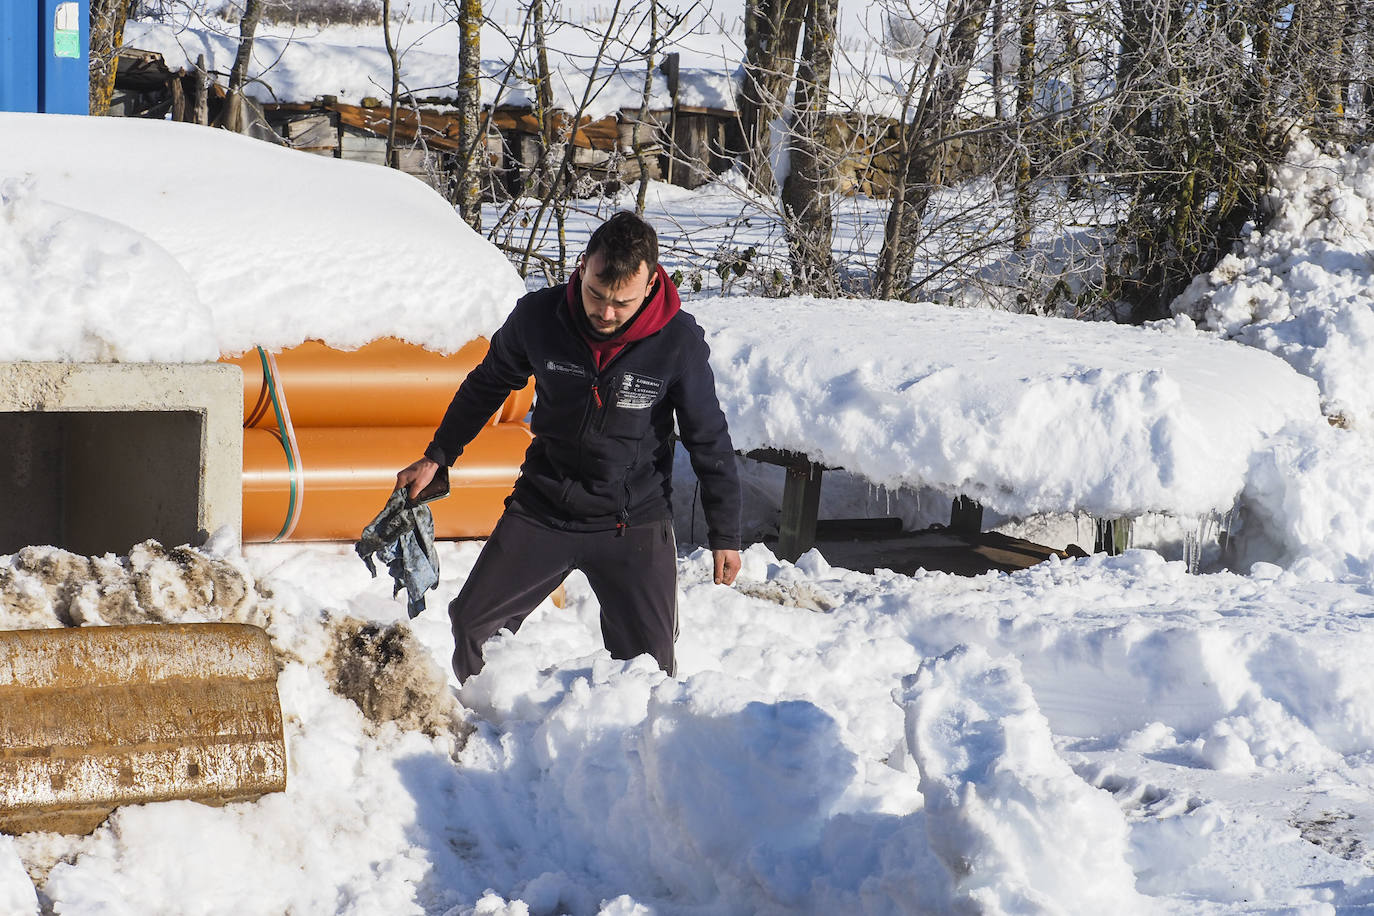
<box><xmin>1184</xmin><ymin>522</ymin><xmax>1200</xmax><ymax>574</ymax></box>
<box><xmin>1220</xmin><ymin>506</ymin><xmax>1236</xmax><ymax>559</ymax></box>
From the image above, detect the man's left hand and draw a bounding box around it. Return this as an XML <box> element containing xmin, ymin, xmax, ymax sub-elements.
<box><xmin>713</xmin><ymin>549</ymin><xmax>741</xmax><ymax>586</ymax></box>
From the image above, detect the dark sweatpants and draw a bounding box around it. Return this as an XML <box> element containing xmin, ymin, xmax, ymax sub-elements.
<box><xmin>449</xmin><ymin>504</ymin><xmax>678</xmax><ymax>682</ymax></box>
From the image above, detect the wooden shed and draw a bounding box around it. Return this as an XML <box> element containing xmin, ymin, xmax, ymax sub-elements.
<box><xmin>111</xmin><ymin>47</ymin><xmax>742</xmax><ymax>197</ymax></box>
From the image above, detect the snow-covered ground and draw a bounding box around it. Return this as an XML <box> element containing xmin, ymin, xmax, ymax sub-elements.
<box><xmin>4</xmin><ymin>112</ymin><xmax>1374</xmax><ymax>913</ymax></box>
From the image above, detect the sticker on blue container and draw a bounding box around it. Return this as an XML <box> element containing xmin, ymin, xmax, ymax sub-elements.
<box><xmin>53</xmin><ymin>2</ymin><xmax>80</xmax><ymax>58</ymax></box>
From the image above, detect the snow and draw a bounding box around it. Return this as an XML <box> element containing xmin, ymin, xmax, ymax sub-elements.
<box><xmin>900</xmin><ymin>645</ymin><xmax>1146</xmax><ymax>912</ymax></box>
<box><xmin>123</xmin><ymin>0</ymin><xmax>998</xmax><ymax>121</ymax></box>
<box><xmin>9</xmin><ymin>539</ymin><xmax>1374</xmax><ymax>912</ymax></box>
<box><xmin>1173</xmin><ymin>135</ymin><xmax>1374</xmax><ymax>431</ymax></box>
<box><xmin>0</xmin><ymin>113</ymin><xmax>524</xmax><ymax>358</ymax></box>
<box><xmin>693</xmin><ymin>296</ymin><xmax>1319</xmax><ymax>519</ymax></box>
<box><xmin>4</xmin><ymin>111</ymin><xmax>1374</xmax><ymax>912</ymax></box>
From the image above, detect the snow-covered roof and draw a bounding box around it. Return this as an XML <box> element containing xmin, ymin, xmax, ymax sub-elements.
<box><xmin>0</xmin><ymin>112</ymin><xmax>524</xmax><ymax>359</ymax></box>
<box><xmin>695</xmin><ymin>298</ymin><xmax>1322</xmax><ymax>519</ymax></box>
<box><xmin>122</xmin><ymin>11</ymin><xmax>996</xmax><ymax>122</ymax></box>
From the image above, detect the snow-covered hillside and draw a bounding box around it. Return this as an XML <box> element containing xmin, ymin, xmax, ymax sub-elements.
<box><xmin>4</xmin><ymin>112</ymin><xmax>1374</xmax><ymax>914</ymax></box>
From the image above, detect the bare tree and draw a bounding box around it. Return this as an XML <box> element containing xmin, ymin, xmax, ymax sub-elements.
<box><xmin>454</xmin><ymin>0</ymin><xmax>484</xmax><ymax>228</ymax></box>
<box><xmin>219</xmin><ymin>0</ymin><xmax>266</xmax><ymax>132</ymax></box>
<box><xmin>738</xmin><ymin>0</ymin><xmax>807</xmax><ymax>194</ymax></box>
<box><xmin>780</xmin><ymin>0</ymin><xmax>840</xmax><ymax>293</ymax></box>
<box><xmin>634</xmin><ymin>0</ymin><xmax>661</xmax><ymax>215</ymax></box>
<box><xmin>1011</xmin><ymin>0</ymin><xmax>1034</xmax><ymax>252</ymax></box>
<box><xmin>91</xmin><ymin>0</ymin><xmax>133</xmax><ymax>115</ymax></box>
<box><xmin>873</xmin><ymin>0</ymin><xmax>994</xmax><ymax>299</ymax></box>
<box><xmin>382</xmin><ymin>0</ymin><xmax>402</xmax><ymax>168</ymax></box>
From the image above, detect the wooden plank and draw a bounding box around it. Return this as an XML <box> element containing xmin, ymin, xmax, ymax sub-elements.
<box><xmin>617</xmin><ymin>119</ymin><xmax>662</xmax><ymax>151</ymax></box>
<box><xmin>396</xmin><ymin>148</ymin><xmax>435</xmax><ymax>174</ymax></box>
<box><xmin>573</xmin><ymin>146</ymin><xmax>612</xmax><ymax>166</ymax></box>
<box><xmin>488</xmin><ymin>108</ymin><xmax>628</xmax><ymax>151</ymax></box>
<box><xmin>285</xmin><ymin>114</ymin><xmax>336</xmax><ymax>149</ymax></box>
<box><xmin>193</xmin><ymin>54</ymin><xmax>208</xmax><ymax>126</ymax></box>
<box><xmin>170</xmin><ymin>76</ymin><xmax>185</xmax><ymax>122</ymax></box>
<box><xmin>340</xmin><ymin>132</ymin><xmax>387</xmax><ymax>166</ymax></box>
<box><xmin>814</xmin><ymin>517</ymin><xmax>903</xmax><ymax>539</ymax></box>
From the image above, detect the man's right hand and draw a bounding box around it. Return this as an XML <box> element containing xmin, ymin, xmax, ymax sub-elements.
<box><xmin>396</xmin><ymin>457</ymin><xmax>440</xmax><ymax>502</ymax></box>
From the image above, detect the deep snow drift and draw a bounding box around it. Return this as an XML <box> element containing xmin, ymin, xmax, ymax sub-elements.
<box><xmin>7</xmin><ymin>538</ymin><xmax>1374</xmax><ymax>914</ymax></box>
<box><xmin>3</xmin><ymin>113</ymin><xmax>1374</xmax><ymax>913</ymax></box>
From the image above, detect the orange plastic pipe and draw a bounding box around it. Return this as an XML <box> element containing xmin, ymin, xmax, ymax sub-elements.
<box><xmin>223</xmin><ymin>338</ymin><xmax>534</xmax><ymax>429</ymax></box>
<box><xmin>242</xmin><ymin>424</ymin><xmax>532</xmax><ymax>542</ymax></box>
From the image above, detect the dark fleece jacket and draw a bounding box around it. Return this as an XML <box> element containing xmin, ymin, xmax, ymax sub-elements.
<box><xmin>426</xmin><ymin>273</ymin><xmax>741</xmax><ymax>549</ymax></box>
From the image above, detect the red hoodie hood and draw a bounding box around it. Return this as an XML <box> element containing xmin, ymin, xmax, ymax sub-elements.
<box><xmin>568</xmin><ymin>264</ymin><xmax>681</xmax><ymax>370</ymax></box>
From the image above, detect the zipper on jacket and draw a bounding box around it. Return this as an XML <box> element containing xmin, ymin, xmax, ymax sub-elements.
<box><xmin>616</xmin><ymin>459</ymin><xmax>635</xmax><ymax>536</ymax></box>
<box><xmin>591</xmin><ymin>342</ymin><xmax>643</xmax><ymax>435</ymax></box>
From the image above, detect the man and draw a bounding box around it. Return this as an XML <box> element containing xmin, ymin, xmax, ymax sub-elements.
<box><xmin>397</xmin><ymin>211</ymin><xmax>741</xmax><ymax>682</ymax></box>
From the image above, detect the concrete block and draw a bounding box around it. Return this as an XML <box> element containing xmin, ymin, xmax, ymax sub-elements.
<box><xmin>0</xmin><ymin>363</ymin><xmax>242</xmax><ymax>555</ymax></box>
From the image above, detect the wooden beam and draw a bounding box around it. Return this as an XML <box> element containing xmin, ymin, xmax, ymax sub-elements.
<box><xmin>192</xmin><ymin>55</ymin><xmax>208</xmax><ymax>126</ymax></box>
<box><xmin>169</xmin><ymin>74</ymin><xmax>185</xmax><ymax>122</ymax></box>
<box><xmin>948</xmin><ymin>495</ymin><xmax>983</xmax><ymax>535</ymax></box>
<box><xmin>778</xmin><ymin>460</ymin><xmax>823</xmax><ymax>563</ymax></box>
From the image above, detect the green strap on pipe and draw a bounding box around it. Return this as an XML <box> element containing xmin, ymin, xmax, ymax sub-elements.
<box><xmin>257</xmin><ymin>347</ymin><xmax>301</xmax><ymax>542</ymax></box>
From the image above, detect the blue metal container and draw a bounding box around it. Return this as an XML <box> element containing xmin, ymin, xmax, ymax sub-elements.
<box><xmin>0</xmin><ymin>2</ymin><xmax>42</xmax><ymax>113</ymax></box>
<box><xmin>40</xmin><ymin>0</ymin><xmax>89</xmax><ymax>114</ymax></box>
<box><xmin>0</xmin><ymin>0</ymin><xmax>88</xmax><ymax>114</ymax></box>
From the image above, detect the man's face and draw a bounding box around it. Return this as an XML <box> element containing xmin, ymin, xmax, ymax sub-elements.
<box><xmin>580</xmin><ymin>251</ymin><xmax>653</xmax><ymax>334</ymax></box>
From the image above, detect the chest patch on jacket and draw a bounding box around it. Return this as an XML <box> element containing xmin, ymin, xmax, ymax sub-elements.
<box><xmin>546</xmin><ymin>358</ymin><xmax>589</xmax><ymax>378</ymax></box>
<box><xmin>616</xmin><ymin>372</ymin><xmax>663</xmax><ymax>410</ymax></box>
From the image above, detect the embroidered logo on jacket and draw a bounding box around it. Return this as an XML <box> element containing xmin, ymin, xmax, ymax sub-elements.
<box><xmin>546</xmin><ymin>359</ymin><xmax>589</xmax><ymax>377</ymax></box>
<box><xmin>616</xmin><ymin>372</ymin><xmax>663</xmax><ymax>409</ymax></box>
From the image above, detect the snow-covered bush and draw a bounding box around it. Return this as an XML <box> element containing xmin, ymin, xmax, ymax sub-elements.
<box><xmin>1173</xmin><ymin>136</ymin><xmax>1374</xmax><ymax>430</ymax></box>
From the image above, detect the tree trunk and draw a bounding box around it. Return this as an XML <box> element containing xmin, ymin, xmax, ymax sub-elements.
<box><xmin>1052</xmin><ymin>0</ymin><xmax>1085</xmax><ymax>196</ymax></box>
<box><xmin>193</xmin><ymin>54</ymin><xmax>210</xmax><ymax>126</ymax></box>
<box><xmin>873</xmin><ymin>0</ymin><xmax>994</xmax><ymax>299</ymax></box>
<box><xmin>1013</xmin><ymin>0</ymin><xmax>1035</xmax><ymax>251</ymax></box>
<box><xmin>89</xmin><ymin>0</ymin><xmax>131</xmax><ymax>116</ymax></box>
<box><xmin>382</xmin><ymin>0</ymin><xmax>402</xmax><ymax>169</ymax></box>
<box><xmin>635</xmin><ymin>0</ymin><xmax>660</xmax><ymax>215</ymax></box>
<box><xmin>780</xmin><ymin>0</ymin><xmax>839</xmax><ymax>294</ymax></box>
<box><xmin>221</xmin><ymin>0</ymin><xmax>265</xmax><ymax>133</ymax></box>
<box><xmin>455</xmin><ymin>0</ymin><xmax>484</xmax><ymax>228</ymax></box>
<box><xmin>1313</xmin><ymin>0</ymin><xmax>1349</xmax><ymax>134</ymax></box>
<box><xmin>737</xmin><ymin>0</ymin><xmax>806</xmax><ymax>195</ymax></box>
<box><xmin>991</xmin><ymin>0</ymin><xmax>1005</xmax><ymax>121</ymax></box>
<box><xmin>517</xmin><ymin>0</ymin><xmax>559</xmax><ymax>278</ymax></box>
<box><xmin>1112</xmin><ymin>0</ymin><xmax>1160</xmax><ymax>138</ymax></box>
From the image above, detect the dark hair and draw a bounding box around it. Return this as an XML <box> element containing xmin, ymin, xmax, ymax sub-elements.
<box><xmin>584</xmin><ymin>211</ymin><xmax>658</xmax><ymax>284</ymax></box>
